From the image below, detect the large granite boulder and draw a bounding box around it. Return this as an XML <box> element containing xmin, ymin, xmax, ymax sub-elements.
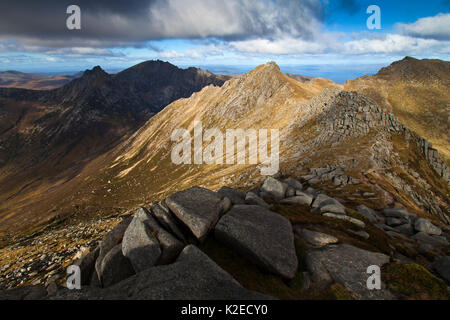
<box><xmin>135</xmin><ymin>207</ymin><xmax>185</xmax><ymax>265</ymax></box>
<box><xmin>414</xmin><ymin>218</ymin><xmax>442</xmax><ymax>236</ymax></box>
<box><xmin>166</xmin><ymin>187</ymin><xmax>222</xmax><ymax>242</ymax></box>
<box><xmin>99</xmin><ymin>244</ymin><xmax>135</xmax><ymax>288</ymax></box>
<box><xmin>122</xmin><ymin>215</ymin><xmax>161</xmax><ymax>273</ymax></box>
<box><xmin>245</xmin><ymin>192</ymin><xmax>269</xmax><ymax>207</ymax></box>
<box><xmin>150</xmin><ymin>202</ymin><xmax>187</xmax><ymax>243</ymax></box>
<box><xmin>280</xmin><ymin>193</ymin><xmax>313</xmax><ymax>206</ymax></box>
<box><xmin>215</xmin><ymin>205</ymin><xmax>298</xmax><ymax>279</ymax></box>
<box><xmin>294</xmin><ymin>227</ymin><xmax>338</xmax><ymax>247</ymax></box>
<box><xmin>94</xmin><ymin>217</ymin><xmax>133</xmax><ymax>281</ymax></box>
<box><xmin>260</xmin><ymin>177</ymin><xmax>288</xmax><ymax>200</ymax></box>
<box><xmin>283</xmin><ymin>178</ymin><xmax>303</xmax><ymax>191</ymax></box>
<box><xmin>356</xmin><ymin>205</ymin><xmax>378</xmax><ymax>224</ymax></box>
<box><xmin>306</xmin><ymin>244</ymin><xmax>394</xmax><ymax>300</ymax></box>
<box><xmin>217</xmin><ymin>187</ymin><xmax>246</xmax><ymax>205</ymax></box>
<box><xmin>48</xmin><ymin>246</ymin><xmax>272</xmax><ymax>300</ymax></box>
<box><xmin>74</xmin><ymin>247</ymin><xmax>99</xmax><ymax>286</ymax></box>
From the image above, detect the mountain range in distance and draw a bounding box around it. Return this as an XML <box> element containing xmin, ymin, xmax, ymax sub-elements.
<box><xmin>0</xmin><ymin>57</ymin><xmax>448</xmax><ymax>240</ymax></box>
<box><xmin>0</xmin><ymin>57</ymin><xmax>449</xmax><ymax>299</ymax></box>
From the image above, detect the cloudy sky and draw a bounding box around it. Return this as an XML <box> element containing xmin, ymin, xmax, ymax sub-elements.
<box><xmin>0</xmin><ymin>0</ymin><xmax>449</xmax><ymax>81</ymax></box>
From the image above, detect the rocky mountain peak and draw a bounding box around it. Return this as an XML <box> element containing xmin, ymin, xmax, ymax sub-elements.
<box><xmin>376</xmin><ymin>56</ymin><xmax>450</xmax><ymax>83</ymax></box>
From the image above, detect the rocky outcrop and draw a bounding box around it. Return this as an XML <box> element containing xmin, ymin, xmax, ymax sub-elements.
<box><xmin>165</xmin><ymin>187</ymin><xmax>222</xmax><ymax>242</ymax></box>
<box><xmin>1</xmin><ymin>176</ymin><xmax>449</xmax><ymax>300</ymax></box>
<box><xmin>306</xmin><ymin>244</ymin><xmax>394</xmax><ymax>300</ymax></box>
<box><xmin>122</xmin><ymin>215</ymin><xmax>162</xmax><ymax>273</ymax></box>
<box><xmin>215</xmin><ymin>205</ymin><xmax>298</xmax><ymax>279</ymax></box>
<box><xmin>294</xmin><ymin>228</ymin><xmax>338</xmax><ymax>247</ymax></box>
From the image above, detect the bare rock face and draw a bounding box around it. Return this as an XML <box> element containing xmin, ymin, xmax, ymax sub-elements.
<box><xmin>99</xmin><ymin>244</ymin><xmax>135</xmax><ymax>288</ymax></box>
<box><xmin>47</xmin><ymin>246</ymin><xmax>272</xmax><ymax>300</ymax></box>
<box><xmin>217</xmin><ymin>187</ymin><xmax>246</xmax><ymax>205</ymax></box>
<box><xmin>122</xmin><ymin>216</ymin><xmax>161</xmax><ymax>273</ymax></box>
<box><xmin>166</xmin><ymin>187</ymin><xmax>222</xmax><ymax>242</ymax></box>
<box><xmin>414</xmin><ymin>218</ymin><xmax>442</xmax><ymax>236</ymax></box>
<box><xmin>215</xmin><ymin>205</ymin><xmax>298</xmax><ymax>279</ymax></box>
<box><xmin>245</xmin><ymin>192</ymin><xmax>269</xmax><ymax>207</ymax></box>
<box><xmin>306</xmin><ymin>244</ymin><xmax>394</xmax><ymax>300</ymax></box>
<box><xmin>95</xmin><ymin>217</ymin><xmax>133</xmax><ymax>282</ymax></box>
<box><xmin>134</xmin><ymin>207</ymin><xmax>185</xmax><ymax>265</ymax></box>
<box><xmin>74</xmin><ymin>247</ymin><xmax>99</xmax><ymax>286</ymax></box>
<box><xmin>280</xmin><ymin>194</ymin><xmax>313</xmax><ymax>206</ymax></box>
<box><xmin>283</xmin><ymin>178</ymin><xmax>303</xmax><ymax>191</ymax></box>
<box><xmin>323</xmin><ymin>213</ymin><xmax>366</xmax><ymax>228</ymax></box>
<box><xmin>260</xmin><ymin>177</ymin><xmax>288</xmax><ymax>200</ymax></box>
<box><xmin>356</xmin><ymin>205</ymin><xmax>378</xmax><ymax>224</ymax></box>
<box><xmin>294</xmin><ymin>227</ymin><xmax>338</xmax><ymax>247</ymax></box>
<box><xmin>150</xmin><ymin>202</ymin><xmax>187</xmax><ymax>243</ymax></box>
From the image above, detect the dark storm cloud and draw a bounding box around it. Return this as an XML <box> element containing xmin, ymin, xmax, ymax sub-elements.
<box><xmin>0</xmin><ymin>0</ymin><xmax>325</xmax><ymax>48</ymax></box>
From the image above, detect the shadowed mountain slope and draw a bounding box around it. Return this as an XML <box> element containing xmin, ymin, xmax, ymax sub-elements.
<box><xmin>0</xmin><ymin>61</ymin><xmax>228</xmax><ymax>237</ymax></box>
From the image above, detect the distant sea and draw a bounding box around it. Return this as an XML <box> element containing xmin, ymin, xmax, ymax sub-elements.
<box><xmin>24</xmin><ymin>63</ymin><xmax>384</xmax><ymax>84</ymax></box>
<box><xmin>191</xmin><ymin>64</ymin><xmax>385</xmax><ymax>84</ymax></box>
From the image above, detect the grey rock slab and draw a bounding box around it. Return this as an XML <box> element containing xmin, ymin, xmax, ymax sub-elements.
<box><xmin>319</xmin><ymin>203</ymin><xmax>346</xmax><ymax>215</ymax></box>
<box><xmin>99</xmin><ymin>244</ymin><xmax>135</xmax><ymax>288</ymax></box>
<box><xmin>215</xmin><ymin>205</ymin><xmax>298</xmax><ymax>279</ymax></box>
<box><xmin>432</xmin><ymin>256</ymin><xmax>450</xmax><ymax>283</ymax></box>
<box><xmin>294</xmin><ymin>227</ymin><xmax>338</xmax><ymax>247</ymax></box>
<box><xmin>283</xmin><ymin>178</ymin><xmax>303</xmax><ymax>191</ymax></box>
<box><xmin>219</xmin><ymin>197</ymin><xmax>232</xmax><ymax>215</ymax></box>
<box><xmin>386</xmin><ymin>217</ymin><xmax>405</xmax><ymax>227</ymax></box>
<box><xmin>311</xmin><ymin>194</ymin><xmax>332</xmax><ymax>209</ymax></box>
<box><xmin>347</xmin><ymin>229</ymin><xmax>370</xmax><ymax>240</ymax></box>
<box><xmin>260</xmin><ymin>177</ymin><xmax>288</xmax><ymax>200</ymax></box>
<box><xmin>306</xmin><ymin>244</ymin><xmax>394</xmax><ymax>300</ymax></box>
<box><xmin>95</xmin><ymin>216</ymin><xmax>133</xmax><ymax>279</ymax></box>
<box><xmin>279</xmin><ymin>194</ymin><xmax>313</xmax><ymax>206</ymax></box>
<box><xmin>166</xmin><ymin>186</ymin><xmax>222</xmax><ymax>242</ymax></box>
<box><xmin>383</xmin><ymin>208</ymin><xmax>416</xmax><ymax>221</ymax></box>
<box><xmin>356</xmin><ymin>205</ymin><xmax>378</xmax><ymax>224</ymax></box>
<box><xmin>394</xmin><ymin>224</ymin><xmax>415</xmax><ymax>236</ymax></box>
<box><xmin>323</xmin><ymin>213</ymin><xmax>366</xmax><ymax>228</ymax></box>
<box><xmin>245</xmin><ymin>192</ymin><xmax>269</xmax><ymax>208</ymax></box>
<box><xmin>122</xmin><ymin>215</ymin><xmax>162</xmax><ymax>273</ymax></box>
<box><xmin>150</xmin><ymin>202</ymin><xmax>187</xmax><ymax>243</ymax></box>
<box><xmin>414</xmin><ymin>218</ymin><xmax>442</xmax><ymax>236</ymax></box>
<box><xmin>412</xmin><ymin>232</ymin><xmax>449</xmax><ymax>246</ymax></box>
<box><xmin>135</xmin><ymin>207</ymin><xmax>185</xmax><ymax>265</ymax></box>
<box><xmin>74</xmin><ymin>247</ymin><xmax>99</xmax><ymax>286</ymax></box>
<box><xmin>48</xmin><ymin>246</ymin><xmax>272</xmax><ymax>300</ymax></box>
<box><xmin>286</xmin><ymin>187</ymin><xmax>296</xmax><ymax>198</ymax></box>
<box><xmin>217</xmin><ymin>187</ymin><xmax>246</xmax><ymax>205</ymax></box>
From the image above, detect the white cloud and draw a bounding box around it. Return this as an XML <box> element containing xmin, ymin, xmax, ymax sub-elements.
<box><xmin>158</xmin><ymin>49</ymin><xmax>203</xmax><ymax>59</ymax></box>
<box><xmin>344</xmin><ymin>34</ymin><xmax>450</xmax><ymax>55</ymax></box>
<box><xmin>226</xmin><ymin>33</ymin><xmax>450</xmax><ymax>57</ymax></box>
<box><xmin>396</xmin><ymin>13</ymin><xmax>450</xmax><ymax>40</ymax></box>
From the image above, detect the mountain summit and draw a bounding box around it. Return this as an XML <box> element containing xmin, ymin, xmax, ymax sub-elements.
<box><xmin>345</xmin><ymin>57</ymin><xmax>450</xmax><ymax>164</ymax></box>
